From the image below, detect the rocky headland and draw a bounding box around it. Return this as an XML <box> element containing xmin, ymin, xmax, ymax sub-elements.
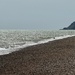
<box><xmin>63</xmin><ymin>21</ymin><xmax>75</xmax><ymax>30</ymax></box>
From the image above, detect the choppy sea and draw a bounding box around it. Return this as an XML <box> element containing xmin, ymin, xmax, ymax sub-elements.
<box><xmin>0</xmin><ymin>30</ymin><xmax>75</xmax><ymax>55</ymax></box>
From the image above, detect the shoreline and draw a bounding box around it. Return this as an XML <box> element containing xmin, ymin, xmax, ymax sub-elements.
<box><xmin>0</xmin><ymin>36</ymin><xmax>75</xmax><ymax>74</ymax></box>
<box><xmin>0</xmin><ymin>35</ymin><xmax>75</xmax><ymax>55</ymax></box>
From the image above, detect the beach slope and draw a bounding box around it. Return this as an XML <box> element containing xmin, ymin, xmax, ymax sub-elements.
<box><xmin>0</xmin><ymin>37</ymin><xmax>75</xmax><ymax>75</ymax></box>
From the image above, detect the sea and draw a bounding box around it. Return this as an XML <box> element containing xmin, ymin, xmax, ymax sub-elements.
<box><xmin>0</xmin><ymin>30</ymin><xmax>75</xmax><ymax>55</ymax></box>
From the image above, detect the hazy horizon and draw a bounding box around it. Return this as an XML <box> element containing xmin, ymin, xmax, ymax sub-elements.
<box><xmin>0</xmin><ymin>0</ymin><xmax>75</xmax><ymax>30</ymax></box>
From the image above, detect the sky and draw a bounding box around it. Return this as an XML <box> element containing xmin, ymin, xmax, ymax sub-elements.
<box><xmin>0</xmin><ymin>0</ymin><xmax>75</xmax><ymax>30</ymax></box>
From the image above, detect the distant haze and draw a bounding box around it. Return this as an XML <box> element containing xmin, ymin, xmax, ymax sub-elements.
<box><xmin>0</xmin><ymin>0</ymin><xmax>75</xmax><ymax>30</ymax></box>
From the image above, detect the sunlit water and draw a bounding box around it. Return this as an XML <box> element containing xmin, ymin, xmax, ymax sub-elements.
<box><xmin>0</xmin><ymin>30</ymin><xmax>75</xmax><ymax>55</ymax></box>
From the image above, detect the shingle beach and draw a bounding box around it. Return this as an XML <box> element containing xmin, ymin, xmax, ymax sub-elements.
<box><xmin>0</xmin><ymin>36</ymin><xmax>75</xmax><ymax>75</ymax></box>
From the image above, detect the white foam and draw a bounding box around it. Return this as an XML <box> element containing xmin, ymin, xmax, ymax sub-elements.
<box><xmin>37</xmin><ymin>35</ymin><xmax>75</xmax><ymax>44</ymax></box>
<box><xmin>0</xmin><ymin>35</ymin><xmax>75</xmax><ymax>55</ymax></box>
<box><xmin>0</xmin><ymin>48</ymin><xmax>11</xmax><ymax>55</ymax></box>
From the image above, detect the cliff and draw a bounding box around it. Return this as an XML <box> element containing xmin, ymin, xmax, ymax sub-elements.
<box><xmin>63</xmin><ymin>21</ymin><xmax>75</xmax><ymax>30</ymax></box>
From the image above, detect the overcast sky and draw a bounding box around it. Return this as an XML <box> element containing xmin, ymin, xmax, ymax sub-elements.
<box><xmin>0</xmin><ymin>0</ymin><xmax>75</xmax><ymax>30</ymax></box>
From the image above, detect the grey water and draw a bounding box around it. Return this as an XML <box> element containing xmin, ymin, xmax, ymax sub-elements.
<box><xmin>0</xmin><ymin>30</ymin><xmax>75</xmax><ymax>50</ymax></box>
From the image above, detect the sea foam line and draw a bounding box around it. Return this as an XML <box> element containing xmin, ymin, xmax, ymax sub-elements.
<box><xmin>0</xmin><ymin>35</ymin><xmax>75</xmax><ymax>55</ymax></box>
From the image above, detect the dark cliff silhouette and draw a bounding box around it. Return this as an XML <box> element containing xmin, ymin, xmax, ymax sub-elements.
<box><xmin>63</xmin><ymin>21</ymin><xmax>75</xmax><ymax>30</ymax></box>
